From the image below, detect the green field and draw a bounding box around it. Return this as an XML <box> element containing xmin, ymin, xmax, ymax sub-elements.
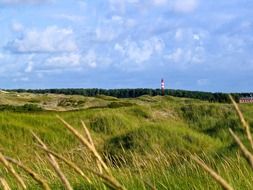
<box><xmin>0</xmin><ymin>91</ymin><xmax>253</xmax><ymax>189</ymax></box>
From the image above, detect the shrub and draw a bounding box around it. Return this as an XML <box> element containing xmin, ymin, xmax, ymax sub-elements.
<box><xmin>0</xmin><ymin>104</ymin><xmax>42</xmax><ymax>112</ymax></box>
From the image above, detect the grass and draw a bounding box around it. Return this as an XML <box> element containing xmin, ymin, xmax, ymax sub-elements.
<box><xmin>0</xmin><ymin>93</ymin><xmax>253</xmax><ymax>189</ymax></box>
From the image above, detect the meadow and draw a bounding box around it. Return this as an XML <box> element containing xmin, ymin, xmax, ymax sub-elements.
<box><xmin>0</xmin><ymin>91</ymin><xmax>253</xmax><ymax>189</ymax></box>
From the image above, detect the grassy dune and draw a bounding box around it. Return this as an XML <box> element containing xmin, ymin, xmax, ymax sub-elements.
<box><xmin>0</xmin><ymin>93</ymin><xmax>253</xmax><ymax>189</ymax></box>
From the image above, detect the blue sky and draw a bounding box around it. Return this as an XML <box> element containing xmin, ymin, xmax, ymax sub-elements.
<box><xmin>0</xmin><ymin>0</ymin><xmax>253</xmax><ymax>92</ymax></box>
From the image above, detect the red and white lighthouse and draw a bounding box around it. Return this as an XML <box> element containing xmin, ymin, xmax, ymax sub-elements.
<box><xmin>161</xmin><ymin>78</ymin><xmax>165</xmax><ymax>96</ymax></box>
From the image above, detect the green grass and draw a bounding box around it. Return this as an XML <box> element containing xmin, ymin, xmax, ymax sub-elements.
<box><xmin>0</xmin><ymin>93</ymin><xmax>253</xmax><ymax>189</ymax></box>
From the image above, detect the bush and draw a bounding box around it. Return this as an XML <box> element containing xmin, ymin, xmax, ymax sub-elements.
<box><xmin>107</xmin><ymin>101</ymin><xmax>134</xmax><ymax>108</ymax></box>
<box><xmin>0</xmin><ymin>104</ymin><xmax>42</xmax><ymax>112</ymax></box>
<box><xmin>89</xmin><ymin>112</ymin><xmax>131</xmax><ymax>134</ymax></box>
<box><xmin>104</xmin><ymin>124</ymin><xmax>223</xmax><ymax>165</ymax></box>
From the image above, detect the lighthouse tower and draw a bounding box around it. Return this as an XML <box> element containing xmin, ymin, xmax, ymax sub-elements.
<box><xmin>161</xmin><ymin>78</ymin><xmax>165</xmax><ymax>96</ymax></box>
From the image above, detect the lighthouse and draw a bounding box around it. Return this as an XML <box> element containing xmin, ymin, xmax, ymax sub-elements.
<box><xmin>161</xmin><ymin>78</ymin><xmax>165</xmax><ymax>96</ymax></box>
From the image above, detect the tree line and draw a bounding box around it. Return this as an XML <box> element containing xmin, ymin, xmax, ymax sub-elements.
<box><xmin>5</xmin><ymin>88</ymin><xmax>249</xmax><ymax>103</ymax></box>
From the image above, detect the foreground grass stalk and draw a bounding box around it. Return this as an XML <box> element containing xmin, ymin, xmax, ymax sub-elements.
<box><xmin>4</xmin><ymin>156</ymin><xmax>51</xmax><ymax>190</ymax></box>
<box><xmin>191</xmin><ymin>155</ymin><xmax>234</xmax><ymax>190</ymax></box>
<box><xmin>36</xmin><ymin>145</ymin><xmax>92</xmax><ymax>184</ymax></box>
<box><xmin>229</xmin><ymin>128</ymin><xmax>253</xmax><ymax>169</ymax></box>
<box><xmin>57</xmin><ymin>115</ymin><xmax>109</xmax><ymax>174</ymax></box>
<box><xmin>229</xmin><ymin>94</ymin><xmax>253</xmax><ymax>151</ymax></box>
<box><xmin>0</xmin><ymin>177</ymin><xmax>11</xmax><ymax>190</ymax></box>
<box><xmin>81</xmin><ymin>120</ymin><xmax>103</xmax><ymax>174</ymax></box>
<box><xmin>143</xmin><ymin>180</ymin><xmax>157</xmax><ymax>190</ymax></box>
<box><xmin>31</xmin><ymin>132</ymin><xmax>73</xmax><ymax>190</ymax></box>
<box><xmin>0</xmin><ymin>152</ymin><xmax>27</xmax><ymax>189</ymax></box>
<box><xmin>56</xmin><ymin>116</ymin><xmax>127</xmax><ymax>190</ymax></box>
<box><xmin>38</xmin><ymin>146</ymin><xmax>124</xmax><ymax>190</ymax></box>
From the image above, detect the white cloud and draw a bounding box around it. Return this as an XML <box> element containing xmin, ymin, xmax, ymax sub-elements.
<box><xmin>82</xmin><ymin>50</ymin><xmax>97</xmax><ymax>68</ymax></box>
<box><xmin>0</xmin><ymin>0</ymin><xmax>46</xmax><ymax>4</ymax></box>
<box><xmin>78</xmin><ymin>1</ymin><xmax>86</xmax><ymax>9</ymax></box>
<box><xmin>165</xmin><ymin>46</ymin><xmax>204</xmax><ymax>65</ymax></box>
<box><xmin>21</xmin><ymin>77</ymin><xmax>29</xmax><ymax>81</ymax></box>
<box><xmin>37</xmin><ymin>72</ymin><xmax>43</xmax><ymax>78</ymax></box>
<box><xmin>152</xmin><ymin>0</ymin><xmax>198</xmax><ymax>12</ymax></box>
<box><xmin>7</xmin><ymin>26</ymin><xmax>77</xmax><ymax>53</ymax></box>
<box><xmin>193</xmin><ymin>34</ymin><xmax>200</xmax><ymax>41</ymax></box>
<box><xmin>95</xmin><ymin>27</ymin><xmax>118</xmax><ymax>42</ymax></box>
<box><xmin>197</xmin><ymin>79</ymin><xmax>208</xmax><ymax>86</ymax></box>
<box><xmin>153</xmin><ymin>0</ymin><xmax>167</xmax><ymax>6</ymax></box>
<box><xmin>0</xmin><ymin>53</ymin><xmax>11</xmax><ymax>62</ymax></box>
<box><xmin>53</xmin><ymin>14</ymin><xmax>85</xmax><ymax>22</ymax></box>
<box><xmin>115</xmin><ymin>37</ymin><xmax>164</xmax><ymax>64</ymax></box>
<box><xmin>111</xmin><ymin>15</ymin><xmax>124</xmax><ymax>24</ymax></box>
<box><xmin>114</xmin><ymin>43</ymin><xmax>125</xmax><ymax>54</ymax></box>
<box><xmin>175</xmin><ymin>29</ymin><xmax>183</xmax><ymax>41</ymax></box>
<box><xmin>13</xmin><ymin>77</ymin><xmax>29</xmax><ymax>82</ymax></box>
<box><xmin>172</xmin><ymin>0</ymin><xmax>198</xmax><ymax>13</ymax></box>
<box><xmin>173</xmin><ymin>28</ymin><xmax>208</xmax><ymax>45</ymax></box>
<box><xmin>125</xmin><ymin>18</ymin><xmax>137</xmax><ymax>28</ymax></box>
<box><xmin>191</xmin><ymin>46</ymin><xmax>205</xmax><ymax>63</ymax></box>
<box><xmin>109</xmin><ymin>0</ymin><xmax>139</xmax><ymax>13</ymax></box>
<box><xmin>25</xmin><ymin>61</ymin><xmax>33</xmax><ymax>72</ymax></box>
<box><xmin>0</xmin><ymin>53</ymin><xmax>4</xmax><ymax>59</ymax></box>
<box><xmin>165</xmin><ymin>48</ymin><xmax>183</xmax><ymax>62</ymax></box>
<box><xmin>11</xmin><ymin>21</ymin><xmax>24</xmax><ymax>32</ymax></box>
<box><xmin>45</xmin><ymin>53</ymin><xmax>81</xmax><ymax>68</ymax></box>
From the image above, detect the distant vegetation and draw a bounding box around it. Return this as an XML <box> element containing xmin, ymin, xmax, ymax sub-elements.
<box><xmin>0</xmin><ymin>104</ymin><xmax>42</xmax><ymax>112</ymax></box>
<box><xmin>6</xmin><ymin>88</ymin><xmax>249</xmax><ymax>103</ymax></box>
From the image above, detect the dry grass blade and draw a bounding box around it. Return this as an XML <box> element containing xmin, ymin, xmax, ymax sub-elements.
<box><xmin>57</xmin><ymin>115</ymin><xmax>109</xmax><ymax>173</ymax></box>
<box><xmin>0</xmin><ymin>177</ymin><xmax>11</xmax><ymax>190</ymax></box>
<box><xmin>191</xmin><ymin>155</ymin><xmax>234</xmax><ymax>190</ymax></box>
<box><xmin>56</xmin><ymin>116</ymin><xmax>127</xmax><ymax>190</ymax></box>
<box><xmin>0</xmin><ymin>152</ymin><xmax>27</xmax><ymax>189</ymax></box>
<box><xmin>229</xmin><ymin>128</ymin><xmax>253</xmax><ymax>169</ymax></box>
<box><xmin>37</xmin><ymin>145</ymin><xmax>125</xmax><ymax>190</ymax></box>
<box><xmin>81</xmin><ymin>120</ymin><xmax>103</xmax><ymax>174</ymax></box>
<box><xmin>36</xmin><ymin>144</ymin><xmax>92</xmax><ymax>184</ymax></box>
<box><xmin>229</xmin><ymin>94</ymin><xmax>253</xmax><ymax>151</ymax></box>
<box><xmin>143</xmin><ymin>180</ymin><xmax>157</xmax><ymax>190</ymax></box>
<box><xmin>31</xmin><ymin>132</ymin><xmax>73</xmax><ymax>190</ymax></box>
<box><xmin>4</xmin><ymin>156</ymin><xmax>50</xmax><ymax>190</ymax></box>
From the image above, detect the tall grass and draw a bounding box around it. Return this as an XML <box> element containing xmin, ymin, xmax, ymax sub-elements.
<box><xmin>0</xmin><ymin>95</ymin><xmax>253</xmax><ymax>189</ymax></box>
<box><xmin>190</xmin><ymin>95</ymin><xmax>253</xmax><ymax>190</ymax></box>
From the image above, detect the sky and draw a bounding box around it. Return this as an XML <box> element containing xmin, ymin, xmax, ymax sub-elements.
<box><xmin>0</xmin><ymin>0</ymin><xmax>253</xmax><ymax>92</ymax></box>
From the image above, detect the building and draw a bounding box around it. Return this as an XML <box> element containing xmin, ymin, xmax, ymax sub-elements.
<box><xmin>161</xmin><ymin>78</ymin><xmax>165</xmax><ymax>96</ymax></box>
<box><xmin>239</xmin><ymin>97</ymin><xmax>253</xmax><ymax>104</ymax></box>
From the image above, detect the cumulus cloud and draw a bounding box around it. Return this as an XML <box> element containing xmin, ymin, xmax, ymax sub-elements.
<box><xmin>95</xmin><ymin>27</ymin><xmax>118</xmax><ymax>42</ymax></box>
<box><xmin>6</xmin><ymin>26</ymin><xmax>77</xmax><ymax>53</ymax></box>
<box><xmin>165</xmin><ymin>48</ymin><xmax>183</xmax><ymax>63</ymax></box>
<box><xmin>109</xmin><ymin>0</ymin><xmax>139</xmax><ymax>13</ymax></box>
<box><xmin>193</xmin><ymin>34</ymin><xmax>200</xmax><ymax>41</ymax></box>
<box><xmin>11</xmin><ymin>21</ymin><xmax>24</xmax><ymax>32</ymax></box>
<box><xmin>0</xmin><ymin>0</ymin><xmax>46</xmax><ymax>5</ymax></box>
<box><xmin>53</xmin><ymin>14</ymin><xmax>85</xmax><ymax>22</ymax></box>
<box><xmin>152</xmin><ymin>0</ymin><xmax>198</xmax><ymax>12</ymax></box>
<box><xmin>173</xmin><ymin>28</ymin><xmax>208</xmax><ymax>46</ymax></box>
<box><xmin>114</xmin><ymin>37</ymin><xmax>165</xmax><ymax>64</ymax></box>
<box><xmin>153</xmin><ymin>0</ymin><xmax>167</xmax><ymax>6</ymax></box>
<box><xmin>25</xmin><ymin>61</ymin><xmax>33</xmax><ymax>72</ymax></box>
<box><xmin>165</xmin><ymin>45</ymin><xmax>204</xmax><ymax>65</ymax></box>
<box><xmin>45</xmin><ymin>53</ymin><xmax>81</xmax><ymax>68</ymax></box>
<box><xmin>175</xmin><ymin>29</ymin><xmax>183</xmax><ymax>41</ymax></box>
<box><xmin>13</xmin><ymin>77</ymin><xmax>29</xmax><ymax>82</ymax></box>
<box><xmin>82</xmin><ymin>50</ymin><xmax>97</xmax><ymax>68</ymax></box>
<box><xmin>173</xmin><ymin>0</ymin><xmax>198</xmax><ymax>13</ymax></box>
<box><xmin>0</xmin><ymin>53</ymin><xmax>4</xmax><ymax>59</ymax></box>
<box><xmin>43</xmin><ymin>50</ymin><xmax>106</xmax><ymax>70</ymax></box>
<box><xmin>197</xmin><ymin>79</ymin><xmax>208</xmax><ymax>86</ymax></box>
